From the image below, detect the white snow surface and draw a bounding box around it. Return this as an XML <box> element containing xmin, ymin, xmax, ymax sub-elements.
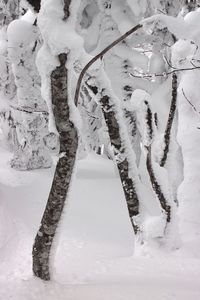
<box><xmin>0</xmin><ymin>145</ymin><xmax>200</xmax><ymax>300</ymax></box>
<box><xmin>142</xmin><ymin>10</ymin><xmax>200</xmax><ymax>45</ymax></box>
<box><xmin>38</xmin><ymin>0</ymin><xmax>84</xmax><ymax>55</ymax></box>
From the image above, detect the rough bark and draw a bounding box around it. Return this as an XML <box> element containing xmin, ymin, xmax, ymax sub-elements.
<box><xmin>160</xmin><ymin>73</ymin><xmax>177</xmax><ymax>167</ymax></box>
<box><xmin>32</xmin><ymin>53</ymin><xmax>78</xmax><ymax>280</ymax></box>
<box><xmin>100</xmin><ymin>94</ymin><xmax>140</xmax><ymax>233</ymax></box>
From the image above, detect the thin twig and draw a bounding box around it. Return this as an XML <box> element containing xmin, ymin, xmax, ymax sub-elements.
<box><xmin>130</xmin><ymin>65</ymin><xmax>200</xmax><ymax>79</ymax></box>
<box><xmin>164</xmin><ymin>56</ymin><xmax>176</xmax><ymax>69</ymax></box>
<box><xmin>156</xmin><ymin>9</ymin><xmax>167</xmax><ymax>15</ymax></box>
<box><xmin>182</xmin><ymin>89</ymin><xmax>200</xmax><ymax>114</ymax></box>
<box><xmin>10</xmin><ymin>105</ymin><xmax>49</xmax><ymax>115</ymax></box>
<box><xmin>190</xmin><ymin>60</ymin><xmax>198</xmax><ymax>68</ymax></box>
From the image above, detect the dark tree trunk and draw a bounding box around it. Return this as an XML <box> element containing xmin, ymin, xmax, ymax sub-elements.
<box><xmin>146</xmin><ymin>145</ymin><xmax>171</xmax><ymax>222</ymax></box>
<box><xmin>184</xmin><ymin>0</ymin><xmax>197</xmax><ymax>11</ymax></box>
<box><xmin>124</xmin><ymin>109</ymin><xmax>141</xmax><ymax>167</ymax></box>
<box><xmin>160</xmin><ymin>73</ymin><xmax>177</xmax><ymax>167</ymax></box>
<box><xmin>144</xmin><ymin>101</ymin><xmax>171</xmax><ymax>223</ymax></box>
<box><xmin>25</xmin><ymin>0</ymin><xmax>41</xmax><ymax>13</ymax></box>
<box><xmin>32</xmin><ymin>53</ymin><xmax>78</xmax><ymax>281</ymax></box>
<box><xmin>0</xmin><ymin>0</ymin><xmax>20</xmax><ymax>26</ymax></box>
<box><xmin>100</xmin><ymin>94</ymin><xmax>140</xmax><ymax>233</ymax></box>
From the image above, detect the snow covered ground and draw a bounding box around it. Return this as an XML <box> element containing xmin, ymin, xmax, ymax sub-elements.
<box><xmin>0</xmin><ymin>144</ymin><xmax>200</xmax><ymax>300</ymax></box>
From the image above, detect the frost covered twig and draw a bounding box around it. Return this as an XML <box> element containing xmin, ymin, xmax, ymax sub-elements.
<box><xmin>10</xmin><ymin>105</ymin><xmax>49</xmax><ymax>115</ymax></box>
<box><xmin>130</xmin><ymin>65</ymin><xmax>200</xmax><ymax>79</ymax></box>
<box><xmin>164</xmin><ymin>56</ymin><xmax>176</xmax><ymax>70</ymax></box>
<box><xmin>182</xmin><ymin>88</ymin><xmax>200</xmax><ymax>114</ymax></box>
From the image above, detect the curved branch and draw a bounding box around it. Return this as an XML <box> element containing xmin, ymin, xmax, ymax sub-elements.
<box><xmin>74</xmin><ymin>24</ymin><xmax>143</xmax><ymax>106</ymax></box>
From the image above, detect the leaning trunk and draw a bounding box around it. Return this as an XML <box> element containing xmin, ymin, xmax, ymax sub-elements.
<box><xmin>32</xmin><ymin>53</ymin><xmax>78</xmax><ymax>280</ymax></box>
<box><xmin>100</xmin><ymin>94</ymin><xmax>140</xmax><ymax>233</ymax></box>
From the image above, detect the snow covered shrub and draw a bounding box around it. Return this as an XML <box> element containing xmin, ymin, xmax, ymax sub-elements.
<box><xmin>0</xmin><ymin>0</ymin><xmax>19</xmax><ymax>149</ymax></box>
<box><xmin>7</xmin><ymin>13</ymin><xmax>52</xmax><ymax>170</ymax></box>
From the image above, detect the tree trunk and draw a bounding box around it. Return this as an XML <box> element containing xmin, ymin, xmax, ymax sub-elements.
<box><xmin>160</xmin><ymin>73</ymin><xmax>177</xmax><ymax>167</ymax></box>
<box><xmin>100</xmin><ymin>94</ymin><xmax>140</xmax><ymax>233</ymax></box>
<box><xmin>144</xmin><ymin>101</ymin><xmax>171</xmax><ymax>223</ymax></box>
<box><xmin>32</xmin><ymin>53</ymin><xmax>78</xmax><ymax>280</ymax></box>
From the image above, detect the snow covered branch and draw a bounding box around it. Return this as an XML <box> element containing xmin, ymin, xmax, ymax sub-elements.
<box><xmin>130</xmin><ymin>65</ymin><xmax>200</xmax><ymax>79</ymax></box>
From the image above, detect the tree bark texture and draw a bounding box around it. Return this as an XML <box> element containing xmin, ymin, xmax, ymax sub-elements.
<box><xmin>100</xmin><ymin>95</ymin><xmax>140</xmax><ymax>233</ymax></box>
<box><xmin>160</xmin><ymin>73</ymin><xmax>177</xmax><ymax>167</ymax></box>
<box><xmin>32</xmin><ymin>54</ymin><xmax>78</xmax><ymax>280</ymax></box>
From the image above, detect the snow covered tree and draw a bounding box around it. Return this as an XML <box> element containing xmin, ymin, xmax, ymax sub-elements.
<box><xmin>85</xmin><ymin>70</ymin><xmax>141</xmax><ymax>233</ymax></box>
<box><xmin>127</xmin><ymin>0</ymin><xmax>185</xmax><ymax>235</ymax></box>
<box><xmin>76</xmin><ymin>0</ymin><xmax>144</xmax><ymax>233</ymax></box>
<box><xmin>0</xmin><ymin>0</ymin><xmax>18</xmax><ymax>148</ymax></box>
<box><xmin>0</xmin><ymin>0</ymin><xmax>53</xmax><ymax>169</ymax></box>
<box><xmin>139</xmin><ymin>0</ymin><xmax>200</xmax><ymax>245</ymax></box>
<box><xmin>32</xmin><ymin>0</ymin><xmax>79</xmax><ymax>280</ymax></box>
<box><xmin>7</xmin><ymin>10</ymin><xmax>52</xmax><ymax>170</ymax></box>
<box><xmin>31</xmin><ymin>0</ymin><xmax>200</xmax><ymax>280</ymax></box>
<box><xmin>32</xmin><ymin>0</ymin><xmax>147</xmax><ymax>279</ymax></box>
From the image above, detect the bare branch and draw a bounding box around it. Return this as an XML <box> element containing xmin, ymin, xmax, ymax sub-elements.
<box><xmin>164</xmin><ymin>56</ymin><xmax>176</xmax><ymax>69</ymax></box>
<box><xmin>74</xmin><ymin>24</ymin><xmax>143</xmax><ymax>106</ymax></box>
<box><xmin>10</xmin><ymin>105</ymin><xmax>49</xmax><ymax>115</ymax></box>
<box><xmin>130</xmin><ymin>65</ymin><xmax>200</xmax><ymax>79</ymax></box>
<box><xmin>190</xmin><ymin>60</ymin><xmax>198</xmax><ymax>68</ymax></box>
<box><xmin>182</xmin><ymin>89</ymin><xmax>200</xmax><ymax>114</ymax></box>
